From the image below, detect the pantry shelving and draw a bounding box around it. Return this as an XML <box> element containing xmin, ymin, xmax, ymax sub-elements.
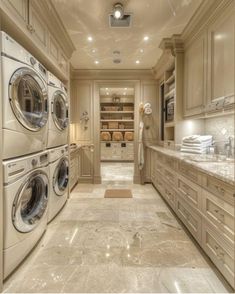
<box><xmin>100</xmin><ymin>91</ymin><xmax>135</xmax><ymax>161</ymax></box>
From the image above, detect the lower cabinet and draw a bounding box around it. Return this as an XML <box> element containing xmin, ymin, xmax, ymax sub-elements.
<box><xmin>202</xmin><ymin>220</ymin><xmax>234</xmax><ymax>287</ymax></box>
<box><xmin>70</xmin><ymin>150</ymin><xmax>79</xmax><ymax>190</ymax></box>
<box><xmin>101</xmin><ymin>142</ymin><xmax>134</xmax><ymax>161</ymax></box>
<box><xmin>150</xmin><ymin>148</ymin><xmax>235</xmax><ymax>288</ymax></box>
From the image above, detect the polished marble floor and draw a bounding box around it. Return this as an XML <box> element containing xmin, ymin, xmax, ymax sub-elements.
<box><xmin>3</xmin><ymin>164</ymin><xmax>232</xmax><ymax>293</ymax></box>
<box><xmin>101</xmin><ymin>162</ymin><xmax>134</xmax><ymax>182</ymax></box>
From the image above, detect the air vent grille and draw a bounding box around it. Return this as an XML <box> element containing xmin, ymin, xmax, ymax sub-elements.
<box><xmin>109</xmin><ymin>14</ymin><xmax>132</xmax><ymax>28</ymax></box>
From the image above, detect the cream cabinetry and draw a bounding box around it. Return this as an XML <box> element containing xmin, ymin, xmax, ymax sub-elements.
<box><xmin>0</xmin><ymin>0</ymin><xmax>73</xmax><ymax>79</ymax></box>
<box><xmin>70</xmin><ymin>149</ymin><xmax>79</xmax><ymax>191</ymax></box>
<box><xmin>149</xmin><ymin>147</ymin><xmax>235</xmax><ymax>288</ymax></box>
<box><xmin>207</xmin><ymin>9</ymin><xmax>235</xmax><ymax>103</ymax></box>
<box><xmin>101</xmin><ymin>142</ymin><xmax>134</xmax><ymax>161</ymax></box>
<box><xmin>28</xmin><ymin>1</ymin><xmax>48</xmax><ymax>52</ymax></box>
<box><xmin>184</xmin><ymin>34</ymin><xmax>206</xmax><ymax>117</ymax></box>
<box><xmin>1</xmin><ymin>0</ymin><xmax>28</xmax><ymax>25</ymax></box>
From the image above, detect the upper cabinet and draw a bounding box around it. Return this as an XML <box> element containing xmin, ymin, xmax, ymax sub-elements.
<box><xmin>207</xmin><ymin>9</ymin><xmax>235</xmax><ymax>103</ymax></box>
<box><xmin>184</xmin><ymin>34</ymin><xmax>206</xmax><ymax>117</ymax></box>
<box><xmin>0</xmin><ymin>0</ymin><xmax>75</xmax><ymax>80</ymax></box>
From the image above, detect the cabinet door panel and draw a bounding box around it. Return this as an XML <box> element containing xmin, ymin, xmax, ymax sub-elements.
<box><xmin>184</xmin><ymin>35</ymin><xmax>206</xmax><ymax>117</ymax></box>
<box><xmin>208</xmin><ymin>11</ymin><xmax>235</xmax><ymax>102</ymax></box>
<box><xmin>28</xmin><ymin>3</ymin><xmax>48</xmax><ymax>51</ymax></box>
<box><xmin>2</xmin><ymin>0</ymin><xmax>28</xmax><ymax>23</ymax></box>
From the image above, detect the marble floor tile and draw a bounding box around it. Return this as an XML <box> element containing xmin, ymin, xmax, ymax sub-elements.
<box><xmin>3</xmin><ymin>162</ymin><xmax>232</xmax><ymax>293</ymax></box>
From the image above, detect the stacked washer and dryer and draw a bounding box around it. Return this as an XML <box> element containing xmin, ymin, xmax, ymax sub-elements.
<box><xmin>1</xmin><ymin>31</ymin><xmax>69</xmax><ymax>279</ymax></box>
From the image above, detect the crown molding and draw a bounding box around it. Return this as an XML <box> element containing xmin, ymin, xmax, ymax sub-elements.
<box><xmin>181</xmin><ymin>0</ymin><xmax>234</xmax><ymax>46</ymax></box>
<box><xmin>34</xmin><ymin>0</ymin><xmax>76</xmax><ymax>58</ymax></box>
<box><xmin>71</xmin><ymin>69</ymin><xmax>155</xmax><ymax>80</ymax></box>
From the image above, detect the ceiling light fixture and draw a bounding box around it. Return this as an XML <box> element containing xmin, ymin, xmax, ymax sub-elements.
<box><xmin>113</xmin><ymin>3</ymin><xmax>124</xmax><ymax>19</ymax></box>
<box><xmin>95</xmin><ymin>60</ymin><xmax>99</xmax><ymax>64</ymax></box>
<box><xmin>143</xmin><ymin>36</ymin><xmax>149</xmax><ymax>41</ymax></box>
<box><xmin>136</xmin><ymin>60</ymin><xmax>140</xmax><ymax>64</ymax></box>
<box><xmin>140</xmin><ymin>49</ymin><xmax>144</xmax><ymax>53</ymax></box>
<box><xmin>87</xmin><ymin>36</ymin><xmax>93</xmax><ymax>42</ymax></box>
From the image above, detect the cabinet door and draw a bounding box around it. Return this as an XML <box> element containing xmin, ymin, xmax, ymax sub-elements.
<box><xmin>79</xmin><ymin>147</ymin><xmax>93</xmax><ymax>182</ymax></box>
<box><xmin>207</xmin><ymin>9</ymin><xmax>235</xmax><ymax>102</ymax></box>
<box><xmin>28</xmin><ymin>1</ymin><xmax>48</xmax><ymax>51</ymax></box>
<box><xmin>48</xmin><ymin>34</ymin><xmax>60</xmax><ymax>64</ymax></box>
<box><xmin>184</xmin><ymin>34</ymin><xmax>206</xmax><ymax>117</ymax></box>
<box><xmin>1</xmin><ymin>0</ymin><xmax>28</xmax><ymax>26</ymax></box>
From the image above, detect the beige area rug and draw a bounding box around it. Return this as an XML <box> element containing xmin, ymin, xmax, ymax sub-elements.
<box><xmin>104</xmin><ymin>189</ymin><xmax>133</xmax><ymax>198</ymax></box>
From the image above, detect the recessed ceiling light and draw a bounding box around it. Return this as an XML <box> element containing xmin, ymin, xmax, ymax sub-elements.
<box><xmin>106</xmin><ymin>92</ymin><xmax>109</xmax><ymax>95</ymax></box>
<box><xmin>140</xmin><ymin>49</ymin><xmax>144</xmax><ymax>53</ymax></box>
<box><xmin>124</xmin><ymin>88</ymin><xmax>127</xmax><ymax>90</ymax></box>
<box><xmin>123</xmin><ymin>92</ymin><xmax>126</xmax><ymax>95</ymax></box>
<box><xmin>106</xmin><ymin>88</ymin><xmax>109</xmax><ymax>90</ymax></box>
<box><xmin>95</xmin><ymin>60</ymin><xmax>99</xmax><ymax>64</ymax></box>
<box><xmin>136</xmin><ymin>60</ymin><xmax>140</xmax><ymax>64</ymax></box>
<box><xmin>92</xmin><ymin>49</ymin><xmax>96</xmax><ymax>53</ymax></box>
<box><xmin>87</xmin><ymin>36</ymin><xmax>93</xmax><ymax>42</ymax></box>
<box><xmin>143</xmin><ymin>36</ymin><xmax>149</xmax><ymax>41</ymax></box>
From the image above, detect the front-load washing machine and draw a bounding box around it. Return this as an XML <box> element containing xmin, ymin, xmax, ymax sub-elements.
<box><xmin>47</xmin><ymin>71</ymin><xmax>69</xmax><ymax>148</ymax></box>
<box><xmin>48</xmin><ymin>144</ymin><xmax>69</xmax><ymax>223</ymax></box>
<box><xmin>3</xmin><ymin>151</ymin><xmax>49</xmax><ymax>279</ymax></box>
<box><xmin>1</xmin><ymin>31</ymin><xmax>48</xmax><ymax>159</ymax></box>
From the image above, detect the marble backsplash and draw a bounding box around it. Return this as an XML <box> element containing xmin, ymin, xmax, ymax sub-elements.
<box><xmin>204</xmin><ymin>114</ymin><xmax>235</xmax><ymax>155</ymax></box>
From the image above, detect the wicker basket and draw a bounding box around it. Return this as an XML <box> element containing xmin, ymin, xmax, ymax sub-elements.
<box><xmin>108</xmin><ymin>122</ymin><xmax>119</xmax><ymax>129</ymax></box>
<box><xmin>124</xmin><ymin>132</ymin><xmax>134</xmax><ymax>141</ymax></box>
<box><xmin>101</xmin><ymin>132</ymin><xmax>111</xmax><ymax>141</ymax></box>
<box><xmin>112</xmin><ymin>132</ymin><xmax>123</xmax><ymax>141</ymax></box>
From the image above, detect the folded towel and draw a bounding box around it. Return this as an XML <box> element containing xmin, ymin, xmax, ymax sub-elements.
<box><xmin>182</xmin><ymin>142</ymin><xmax>212</xmax><ymax>147</ymax></box>
<box><xmin>181</xmin><ymin>148</ymin><xmax>207</xmax><ymax>154</ymax></box>
<box><xmin>181</xmin><ymin>146</ymin><xmax>208</xmax><ymax>151</ymax></box>
<box><xmin>182</xmin><ymin>135</ymin><xmax>212</xmax><ymax>144</ymax></box>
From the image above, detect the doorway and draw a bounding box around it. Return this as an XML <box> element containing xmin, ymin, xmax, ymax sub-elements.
<box><xmin>99</xmin><ymin>86</ymin><xmax>135</xmax><ymax>183</ymax></box>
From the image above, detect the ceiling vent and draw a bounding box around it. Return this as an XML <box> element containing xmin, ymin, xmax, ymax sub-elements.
<box><xmin>109</xmin><ymin>14</ymin><xmax>132</xmax><ymax>28</ymax></box>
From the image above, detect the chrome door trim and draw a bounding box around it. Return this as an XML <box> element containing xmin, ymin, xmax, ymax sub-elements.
<box><xmin>12</xmin><ymin>170</ymin><xmax>49</xmax><ymax>233</ymax></box>
<box><xmin>51</xmin><ymin>90</ymin><xmax>69</xmax><ymax>131</ymax></box>
<box><xmin>53</xmin><ymin>157</ymin><xmax>69</xmax><ymax>196</ymax></box>
<box><xmin>9</xmin><ymin>67</ymin><xmax>48</xmax><ymax>132</ymax></box>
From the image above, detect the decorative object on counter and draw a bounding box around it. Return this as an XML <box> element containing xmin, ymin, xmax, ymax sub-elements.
<box><xmin>101</xmin><ymin>132</ymin><xmax>111</xmax><ymax>141</ymax></box>
<box><xmin>181</xmin><ymin>135</ymin><xmax>213</xmax><ymax>154</ymax></box>
<box><xmin>80</xmin><ymin>111</ymin><xmax>89</xmax><ymax>130</ymax></box>
<box><xmin>124</xmin><ymin>132</ymin><xmax>134</xmax><ymax>141</ymax></box>
<box><xmin>112</xmin><ymin>131</ymin><xmax>123</xmax><ymax>141</ymax></box>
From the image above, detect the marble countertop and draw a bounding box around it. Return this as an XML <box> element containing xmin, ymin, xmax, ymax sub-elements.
<box><xmin>148</xmin><ymin>145</ymin><xmax>235</xmax><ymax>186</ymax></box>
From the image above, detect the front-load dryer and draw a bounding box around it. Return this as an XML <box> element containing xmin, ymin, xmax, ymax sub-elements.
<box><xmin>3</xmin><ymin>150</ymin><xmax>49</xmax><ymax>279</ymax></box>
<box><xmin>47</xmin><ymin>71</ymin><xmax>69</xmax><ymax>148</ymax></box>
<box><xmin>48</xmin><ymin>144</ymin><xmax>69</xmax><ymax>223</ymax></box>
<box><xmin>1</xmin><ymin>31</ymin><xmax>48</xmax><ymax>159</ymax></box>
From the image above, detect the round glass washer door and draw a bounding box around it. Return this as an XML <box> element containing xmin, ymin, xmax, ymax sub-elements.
<box><xmin>53</xmin><ymin>157</ymin><xmax>69</xmax><ymax>196</ymax></box>
<box><xmin>12</xmin><ymin>171</ymin><xmax>49</xmax><ymax>233</ymax></box>
<box><xmin>52</xmin><ymin>91</ymin><xmax>69</xmax><ymax>131</ymax></box>
<box><xmin>9</xmin><ymin>67</ymin><xmax>48</xmax><ymax>132</ymax></box>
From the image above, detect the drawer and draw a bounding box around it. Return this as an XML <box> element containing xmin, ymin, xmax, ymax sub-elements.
<box><xmin>176</xmin><ymin>196</ymin><xmax>202</xmax><ymax>242</ymax></box>
<box><xmin>176</xmin><ymin>175</ymin><xmax>202</xmax><ymax>210</ymax></box>
<box><xmin>164</xmin><ymin>168</ymin><xmax>176</xmax><ymax>186</ymax></box>
<box><xmin>164</xmin><ymin>156</ymin><xmax>176</xmax><ymax>170</ymax></box>
<box><xmin>202</xmin><ymin>174</ymin><xmax>234</xmax><ymax>205</ymax></box>
<box><xmin>154</xmin><ymin>172</ymin><xmax>165</xmax><ymax>196</ymax></box>
<box><xmin>178</xmin><ymin>161</ymin><xmax>201</xmax><ymax>184</ymax></box>
<box><xmin>155</xmin><ymin>162</ymin><xmax>165</xmax><ymax>176</ymax></box>
<box><xmin>202</xmin><ymin>190</ymin><xmax>234</xmax><ymax>245</ymax></box>
<box><xmin>202</xmin><ymin>220</ymin><xmax>234</xmax><ymax>287</ymax></box>
<box><xmin>164</xmin><ymin>185</ymin><xmax>176</xmax><ymax>209</ymax></box>
<box><xmin>156</xmin><ymin>152</ymin><xmax>165</xmax><ymax>164</ymax></box>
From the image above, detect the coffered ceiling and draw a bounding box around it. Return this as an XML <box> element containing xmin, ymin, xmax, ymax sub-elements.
<box><xmin>52</xmin><ymin>0</ymin><xmax>203</xmax><ymax>70</ymax></box>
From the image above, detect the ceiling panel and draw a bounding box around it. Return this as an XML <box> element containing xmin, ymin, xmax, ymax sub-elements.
<box><xmin>52</xmin><ymin>0</ymin><xmax>202</xmax><ymax>69</ymax></box>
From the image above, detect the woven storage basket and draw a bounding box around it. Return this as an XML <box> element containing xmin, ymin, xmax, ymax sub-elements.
<box><xmin>108</xmin><ymin>122</ymin><xmax>119</xmax><ymax>129</ymax></box>
<box><xmin>112</xmin><ymin>132</ymin><xmax>123</xmax><ymax>141</ymax></box>
<box><xmin>124</xmin><ymin>132</ymin><xmax>134</xmax><ymax>141</ymax></box>
<box><xmin>101</xmin><ymin>132</ymin><xmax>111</xmax><ymax>141</ymax></box>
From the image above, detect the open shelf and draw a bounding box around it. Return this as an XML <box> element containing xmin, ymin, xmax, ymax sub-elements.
<box><xmin>100</xmin><ymin>119</ymin><xmax>134</xmax><ymax>122</ymax></box>
<box><xmin>100</xmin><ymin>111</ymin><xmax>134</xmax><ymax>114</ymax></box>
<box><xmin>101</xmin><ymin>129</ymin><xmax>134</xmax><ymax>132</ymax></box>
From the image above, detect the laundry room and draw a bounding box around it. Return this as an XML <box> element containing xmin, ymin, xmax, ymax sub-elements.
<box><xmin>0</xmin><ymin>0</ymin><xmax>235</xmax><ymax>293</ymax></box>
